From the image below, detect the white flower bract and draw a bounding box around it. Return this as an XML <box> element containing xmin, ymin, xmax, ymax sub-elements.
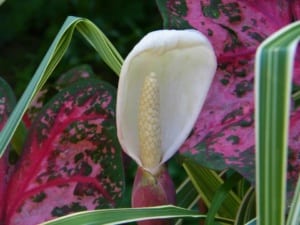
<box><xmin>116</xmin><ymin>29</ymin><xmax>217</xmax><ymax>174</ymax></box>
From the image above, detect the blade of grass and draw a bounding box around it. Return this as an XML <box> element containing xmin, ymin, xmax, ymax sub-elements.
<box><xmin>0</xmin><ymin>16</ymin><xmax>123</xmax><ymax>158</ymax></box>
<box><xmin>75</xmin><ymin>20</ymin><xmax>123</xmax><ymax>74</ymax></box>
<box><xmin>204</xmin><ymin>171</ymin><xmax>243</xmax><ymax>225</ymax></box>
<box><xmin>286</xmin><ymin>175</ymin><xmax>300</xmax><ymax>225</ymax></box>
<box><xmin>182</xmin><ymin>158</ymin><xmax>241</xmax><ymax>221</ymax></box>
<box><xmin>234</xmin><ymin>187</ymin><xmax>256</xmax><ymax>225</ymax></box>
<box><xmin>39</xmin><ymin>205</ymin><xmax>233</xmax><ymax>225</ymax></box>
<box><xmin>235</xmin><ymin>178</ymin><xmax>251</xmax><ymax>200</ymax></box>
<box><xmin>245</xmin><ymin>218</ymin><xmax>256</xmax><ymax>225</ymax></box>
<box><xmin>255</xmin><ymin>21</ymin><xmax>300</xmax><ymax>225</ymax></box>
<box><xmin>175</xmin><ymin>177</ymin><xmax>201</xmax><ymax>225</ymax></box>
<box><xmin>176</xmin><ymin>177</ymin><xmax>200</xmax><ymax>209</ymax></box>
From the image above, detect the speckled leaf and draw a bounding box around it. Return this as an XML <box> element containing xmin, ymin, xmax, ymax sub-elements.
<box><xmin>159</xmin><ymin>0</ymin><xmax>291</xmax><ymax>57</ymax></box>
<box><xmin>0</xmin><ymin>77</ymin><xmax>16</xmax><ymax>223</ymax></box>
<box><xmin>55</xmin><ymin>64</ymin><xmax>95</xmax><ymax>90</ymax></box>
<box><xmin>24</xmin><ymin>65</ymin><xmax>95</xmax><ymax>127</ymax></box>
<box><xmin>0</xmin><ymin>77</ymin><xmax>15</xmax><ymax>132</ymax></box>
<box><xmin>291</xmin><ymin>0</ymin><xmax>300</xmax><ymax>20</ymax></box>
<box><xmin>5</xmin><ymin>79</ymin><xmax>124</xmax><ymax>225</ymax></box>
<box><xmin>157</xmin><ymin>0</ymin><xmax>300</xmax><ymax>183</ymax></box>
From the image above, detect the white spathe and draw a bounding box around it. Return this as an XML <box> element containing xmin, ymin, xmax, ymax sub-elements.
<box><xmin>116</xmin><ymin>29</ymin><xmax>217</xmax><ymax>173</ymax></box>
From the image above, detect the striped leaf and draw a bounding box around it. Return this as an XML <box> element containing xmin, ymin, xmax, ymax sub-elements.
<box><xmin>182</xmin><ymin>158</ymin><xmax>240</xmax><ymax>222</ymax></box>
<box><xmin>255</xmin><ymin>21</ymin><xmax>300</xmax><ymax>225</ymax></box>
<box><xmin>0</xmin><ymin>16</ymin><xmax>123</xmax><ymax>158</ymax></box>
<box><xmin>40</xmin><ymin>205</ymin><xmax>233</xmax><ymax>225</ymax></box>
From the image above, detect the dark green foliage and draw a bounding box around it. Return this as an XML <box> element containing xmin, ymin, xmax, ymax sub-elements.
<box><xmin>0</xmin><ymin>0</ymin><xmax>161</xmax><ymax>96</ymax></box>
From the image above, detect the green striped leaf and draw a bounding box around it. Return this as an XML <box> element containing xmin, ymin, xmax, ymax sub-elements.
<box><xmin>175</xmin><ymin>177</ymin><xmax>200</xmax><ymax>225</ymax></box>
<box><xmin>182</xmin><ymin>158</ymin><xmax>240</xmax><ymax>222</ymax></box>
<box><xmin>234</xmin><ymin>187</ymin><xmax>256</xmax><ymax>225</ymax></box>
<box><xmin>287</xmin><ymin>175</ymin><xmax>300</xmax><ymax>225</ymax></box>
<box><xmin>245</xmin><ymin>218</ymin><xmax>256</xmax><ymax>225</ymax></box>
<box><xmin>255</xmin><ymin>21</ymin><xmax>300</xmax><ymax>225</ymax></box>
<box><xmin>204</xmin><ymin>171</ymin><xmax>243</xmax><ymax>225</ymax></box>
<box><xmin>40</xmin><ymin>205</ymin><xmax>232</xmax><ymax>225</ymax></box>
<box><xmin>0</xmin><ymin>16</ymin><xmax>123</xmax><ymax>158</ymax></box>
<box><xmin>176</xmin><ymin>177</ymin><xmax>200</xmax><ymax>209</ymax></box>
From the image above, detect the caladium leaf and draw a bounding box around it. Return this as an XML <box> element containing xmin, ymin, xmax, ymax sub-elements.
<box><xmin>159</xmin><ymin>0</ymin><xmax>300</xmax><ymax>70</ymax></box>
<box><xmin>0</xmin><ymin>77</ymin><xmax>15</xmax><ymax>128</ymax></box>
<box><xmin>24</xmin><ymin>65</ymin><xmax>95</xmax><ymax>127</ymax></box>
<box><xmin>0</xmin><ymin>77</ymin><xmax>16</xmax><ymax>223</ymax></box>
<box><xmin>158</xmin><ymin>0</ymin><xmax>291</xmax><ymax>55</ymax></box>
<box><xmin>55</xmin><ymin>64</ymin><xmax>95</xmax><ymax>90</ymax></box>
<box><xmin>291</xmin><ymin>0</ymin><xmax>300</xmax><ymax>20</ymax></box>
<box><xmin>157</xmin><ymin>0</ymin><xmax>300</xmax><ymax>184</ymax></box>
<box><xmin>4</xmin><ymin>79</ymin><xmax>124</xmax><ymax>225</ymax></box>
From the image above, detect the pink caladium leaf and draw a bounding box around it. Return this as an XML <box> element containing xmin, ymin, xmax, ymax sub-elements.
<box><xmin>157</xmin><ymin>0</ymin><xmax>300</xmax><ymax>187</ymax></box>
<box><xmin>55</xmin><ymin>64</ymin><xmax>95</xmax><ymax>90</ymax></box>
<box><xmin>5</xmin><ymin>79</ymin><xmax>124</xmax><ymax>225</ymax></box>
<box><xmin>24</xmin><ymin>65</ymin><xmax>95</xmax><ymax>127</ymax></box>
<box><xmin>291</xmin><ymin>0</ymin><xmax>300</xmax><ymax>20</ymax></box>
<box><xmin>160</xmin><ymin>0</ymin><xmax>291</xmax><ymax>57</ymax></box>
<box><xmin>0</xmin><ymin>77</ymin><xmax>16</xmax><ymax>223</ymax></box>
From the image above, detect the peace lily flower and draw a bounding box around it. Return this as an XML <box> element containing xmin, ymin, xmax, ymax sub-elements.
<box><xmin>116</xmin><ymin>29</ymin><xmax>216</xmax><ymax>224</ymax></box>
<box><xmin>117</xmin><ymin>29</ymin><xmax>217</xmax><ymax>174</ymax></box>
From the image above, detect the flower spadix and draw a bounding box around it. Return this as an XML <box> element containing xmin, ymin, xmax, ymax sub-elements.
<box><xmin>117</xmin><ymin>29</ymin><xmax>217</xmax><ymax>174</ymax></box>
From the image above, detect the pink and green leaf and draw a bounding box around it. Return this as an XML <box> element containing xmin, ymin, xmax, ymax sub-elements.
<box><xmin>157</xmin><ymin>0</ymin><xmax>300</xmax><ymax>185</ymax></box>
<box><xmin>0</xmin><ymin>77</ymin><xmax>16</xmax><ymax>223</ymax></box>
<box><xmin>24</xmin><ymin>65</ymin><xmax>95</xmax><ymax>127</ymax></box>
<box><xmin>5</xmin><ymin>79</ymin><xmax>124</xmax><ymax>225</ymax></box>
<box><xmin>55</xmin><ymin>64</ymin><xmax>95</xmax><ymax>90</ymax></box>
<box><xmin>0</xmin><ymin>77</ymin><xmax>16</xmax><ymax>129</ymax></box>
<box><xmin>158</xmin><ymin>0</ymin><xmax>291</xmax><ymax>55</ymax></box>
